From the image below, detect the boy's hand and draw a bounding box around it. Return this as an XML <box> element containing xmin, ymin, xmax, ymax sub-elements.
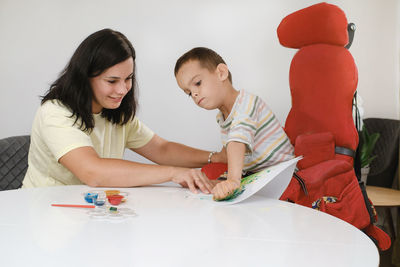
<box><xmin>212</xmin><ymin>179</ymin><xmax>241</xmax><ymax>200</ymax></box>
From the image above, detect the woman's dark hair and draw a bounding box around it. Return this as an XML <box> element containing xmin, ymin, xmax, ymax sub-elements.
<box><xmin>42</xmin><ymin>28</ymin><xmax>137</xmax><ymax>132</ymax></box>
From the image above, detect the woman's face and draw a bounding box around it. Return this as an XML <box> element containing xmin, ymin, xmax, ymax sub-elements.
<box><xmin>90</xmin><ymin>57</ymin><xmax>134</xmax><ymax>114</ymax></box>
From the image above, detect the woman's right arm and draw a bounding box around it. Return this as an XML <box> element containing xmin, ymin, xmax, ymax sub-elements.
<box><xmin>59</xmin><ymin>146</ymin><xmax>213</xmax><ymax>193</ymax></box>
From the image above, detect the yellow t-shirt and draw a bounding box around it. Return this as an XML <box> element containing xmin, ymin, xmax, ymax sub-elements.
<box><xmin>22</xmin><ymin>100</ymin><xmax>154</xmax><ymax>188</ymax></box>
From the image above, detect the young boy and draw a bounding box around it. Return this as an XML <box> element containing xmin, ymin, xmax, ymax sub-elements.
<box><xmin>174</xmin><ymin>47</ymin><xmax>294</xmax><ymax>200</ymax></box>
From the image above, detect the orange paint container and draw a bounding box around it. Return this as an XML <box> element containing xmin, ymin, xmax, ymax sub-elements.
<box><xmin>105</xmin><ymin>190</ymin><xmax>120</xmax><ymax>197</ymax></box>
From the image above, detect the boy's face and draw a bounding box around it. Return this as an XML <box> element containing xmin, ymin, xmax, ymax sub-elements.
<box><xmin>175</xmin><ymin>60</ymin><xmax>227</xmax><ymax>110</ymax></box>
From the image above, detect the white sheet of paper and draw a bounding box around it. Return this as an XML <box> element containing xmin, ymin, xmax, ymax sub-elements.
<box><xmin>188</xmin><ymin>157</ymin><xmax>301</xmax><ymax>205</ymax></box>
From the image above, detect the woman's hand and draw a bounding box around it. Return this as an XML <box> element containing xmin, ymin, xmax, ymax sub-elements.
<box><xmin>212</xmin><ymin>179</ymin><xmax>241</xmax><ymax>200</ymax></box>
<box><xmin>171</xmin><ymin>168</ymin><xmax>214</xmax><ymax>194</ymax></box>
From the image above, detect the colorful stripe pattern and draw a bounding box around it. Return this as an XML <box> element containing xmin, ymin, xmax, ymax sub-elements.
<box><xmin>217</xmin><ymin>90</ymin><xmax>294</xmax><ymax>173</ymax></box>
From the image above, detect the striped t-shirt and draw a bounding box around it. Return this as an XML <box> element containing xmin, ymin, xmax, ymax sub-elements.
<box><xmin>216</xmin><ymin>90</ymin><xmax>294</xmax><ymax>173</ymax></box>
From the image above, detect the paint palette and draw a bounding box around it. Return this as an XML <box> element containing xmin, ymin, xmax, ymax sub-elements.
<box><xmin>83</xmin><ymin>190</ymin><xmax>136</xmax><ymax>221</ymax></box>
<box><xmin>83</xmin><ymin>190</ymin><xmax>129</xmax><ymax>205</ymax></box>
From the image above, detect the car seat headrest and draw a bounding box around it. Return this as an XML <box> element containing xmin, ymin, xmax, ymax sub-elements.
<box><xmin>277</xmin><ymin>2</ymin><xmax>349</xmax><ymax>48</ymax></box>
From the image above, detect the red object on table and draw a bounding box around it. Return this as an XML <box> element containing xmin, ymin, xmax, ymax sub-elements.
<box><xmin>201</xmin><ymin>162</ymin><xmax>228</xmax><ymax>180</ymax></box>
<box><xmin>107</xmin><ymin>194</ymin><xmax>124</xmax><ymax>205</ymax></box>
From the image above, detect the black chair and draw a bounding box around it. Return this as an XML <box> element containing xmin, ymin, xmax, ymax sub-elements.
<box><xmin>363</xmin><ymin>118</ymin><xmax>400</xmax><ymax>256</ymax></box>
<box><xmin>364</xmin><ymin>118</ymin><xmax>400</xmax><ymax>266</ymax></box>
<box><xmin>364</xmin><ymin>118</ymin><xmax>399</xmax><ymax>188</ymax></box>
<box><xmin>0</xmin><ymin>135</ymin><xmax>30</xmax><ymax>190</ymax></box>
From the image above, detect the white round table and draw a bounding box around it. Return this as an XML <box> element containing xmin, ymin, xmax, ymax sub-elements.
<box><xmin>0</xmin><ymin>185</ymin><xmax>379</xmax><ymax>267</ymax></box>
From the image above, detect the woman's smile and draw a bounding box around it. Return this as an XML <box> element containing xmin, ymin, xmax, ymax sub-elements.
<box><xmin>109</xmin><ymin>96</ymin><xmax>123</xmax><ymax>103</ymax></box>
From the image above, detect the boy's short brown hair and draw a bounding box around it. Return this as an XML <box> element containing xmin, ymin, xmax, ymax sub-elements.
<box><xmin>174</xmin><ymin>47</ymin><xmax>232</xmax><ymax>83</ymax></box>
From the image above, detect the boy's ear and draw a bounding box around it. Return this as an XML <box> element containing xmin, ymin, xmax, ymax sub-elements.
<box><xmin>216</xmin><ymin>63</ymin><xmax>229</xmax><ymax>82</ymax></box>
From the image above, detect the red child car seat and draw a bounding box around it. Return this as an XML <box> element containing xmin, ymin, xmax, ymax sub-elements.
<box><xmin>278</xmin><ymin>2</ymin><xmax>390</xmax><ymax>250</ymax></box>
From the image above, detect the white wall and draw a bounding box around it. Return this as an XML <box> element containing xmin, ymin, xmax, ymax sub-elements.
<box><xmin>1</xmin><ymin>0</ymin><xmax>399</xmax><ymax>163</ymax></box>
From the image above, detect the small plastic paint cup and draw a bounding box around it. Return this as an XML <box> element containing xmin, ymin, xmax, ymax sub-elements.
<box><xmin>89</xmin><ymin>212</ymin><xmax>108</xmax><ymax>220</ymax></box>
<box><xmin>87</xmin><ymin>209</ymin><xmax>107</xmax><ymax>218</ymax></box>
<box><xmin>93</xmin><ymin>192</ymin><xmax>106</xmax><ymax>206</ymax></box>
<box><xmin>109</xmin><ymin>207</ymin><xmax>118</xmax><ymax>212</ymax></box>
<box><xmin>119</xmin><ymin>192</ymin><xmax>129</xmax><ymax>202</ymax></box>
<box><xmin>119</xmin><ymin>208</ymin><xmax>137</xmax><ymax>217</ymax></box>
<box><xmin>83</xmin><ymin>190</ymin><xmax>104</xmax><ymax>203</ymax></box>
<box><xmin>105</xmin><ymin>190</ymin><xmax>120</xmax><ymax>197</ymax></box>
<box><xmin>108</xmin><ymin>213</ymin><xmax>124</xmax><ymax>220</ymax></box>
<box><xmin>107</xmin><ymin>194</ymin><xmax>124</xmax><ymax>205</ymax></box>
<box><xmin>84</xmin><ymin>192</ymin><xmax>98</xmax><ymax>203</ymax></box>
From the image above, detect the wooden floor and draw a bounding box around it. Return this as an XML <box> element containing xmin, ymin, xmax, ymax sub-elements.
<box><xmin>375</xmin><ymin>206</ymin><xmax>399</xmax><ymax>267</ymax></box>
<box><xmin>380</xmin><ymin>246</ymin><xmax>396</xmax><ymax>267</ymax></box>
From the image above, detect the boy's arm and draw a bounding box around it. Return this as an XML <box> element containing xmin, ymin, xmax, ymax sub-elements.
<box><xmin>226</xmin><ymin>141</ymin><xmax>246</xmax><ymax>181</ymax></box>
<box><xmin>212</xmin><ymin>141</ymin><xmax>246</xmax><ymax>200</ymax></box>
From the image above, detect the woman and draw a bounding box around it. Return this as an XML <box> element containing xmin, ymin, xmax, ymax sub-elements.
<box><xmin>22</xmin><ymin>29</ymin><xmax>225</xmax><ymax>194</ymax></box>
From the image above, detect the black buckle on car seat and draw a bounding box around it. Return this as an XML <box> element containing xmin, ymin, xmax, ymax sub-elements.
<box><xmin>293</xmin><ymin>172</ymin><xmax>308</xmax><ymax>196</ymax></box>
<box><xmin>335</xmin><ymin>146</ymin><xmax>356</xmax><ymax>158</ymax></box>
